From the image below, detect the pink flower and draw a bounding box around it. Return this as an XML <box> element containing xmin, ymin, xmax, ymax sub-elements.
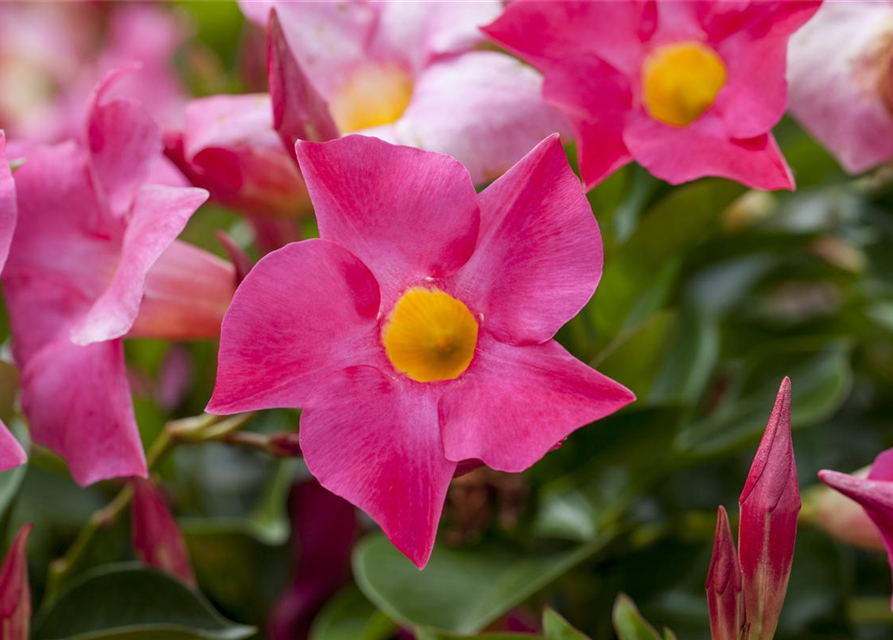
<box><xmin>131</xmin><ymin>478</ymin><xmax>195</xmax><ymax>586</ymax></box>
<box><xmin>2</xmin><ymin>69</ymin><xmax>235</xmax><ymax>486</ymax></box>
<box><xmin>787</xmin><ymin>1</ymin><xmax>893</xmax><ymax>174</ymax></box>
<box><xmin>166</xmin><ymin>94</ymin><xmax>311</xmax><ymax>219</ymax></box>
<box><xmin>737</xmin><ymin>377</ymin><xmax>800</xmax><ymax>640</ymax></box>
<box><xmin>207</xmin><ymin>134</ymin><xmax>635</xmax><ymax>568</ymax></box>
<box><xmin>0</xmin><ymin>524</ymin><xmax>31</xmax><ymax>640</ymax></box>
<box><xmin>820</xmin><ymin>449</ymin><xmax>893</xmax><ymax>609</ymax></box>
<box><xmin>0</xmin><ymin>132</ymin><xmax>26</xmax><ymax>474</ymax></box>
<box><xmin>484</xmin><ymin>0</ymin><xmax>821</xmax><ymax>190</ymax></box>
<box><xmin>242</xmin><ymin>0</ymin><xmax>569</xmax><ymax>184</ymax></box>
<box><xmin>705</xmin><ymin>378</ymin><xmax>799</xmax><ymax>640</ymax></box>
<box><xmin>806</xmin><ymin>465</ymin><xmax>884</xmax><ymax>552</ymax></box>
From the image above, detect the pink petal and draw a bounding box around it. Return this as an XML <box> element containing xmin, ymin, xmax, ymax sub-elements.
<box><xmin>0</xmin><ymin>524</ymin><xmax>31</xmax><ymax>640</ymax></box>
<box><xmin>0</xmin><ymin>421</ymin><xmax>25</xmax><ymax>473</ymax></box>
<box><xmin>787</xmin><ymin>2</ymin><xmax>893</xmax><ymax>174</ymax></box>
<box><xmin>131</xmin><ymin>477</ymin><xmax>195</xmax><ymax>586</ymax></box>
<box><xmin>267</xmin><ymin>10</ymin><xmax>339</xmax><ymax>152</ymax></box>
<box><xmin>207</xmin><ymin>239</ymin><xmax>381</xmax><ymax>414</ymax></box>
<box><xmin>128</xmin><ymin>239</ymin><xmax>235</xmax><ymax>341</ymax></box>
<box><xmin>623</xmin><ymin>112</ymin><xmax>794</xmax><ymax>190</ymax></box>
<box><xmin>0</xmin><ymin>132</ymin><xmax>17</xmax><ymax>273</ymax></box>
<box><xmin>738</xmin><ymin>377</ymin><xmax>800</xmax><ymax>640</ymax></box>
<box><xmin>70</xmin><ymin>185</ymin><xmax>209</xmax><ymax>345</ymax></box>
<box><xmin>439</xmin><ymin>335</ymin><xmax>635</xmax><ymax>473</ymax></box>
<box><xmin>447</xmin><ymin>135</ymin><xmax>602</xmax><ymax>345</ymax></box>
<box><xmin>870</xmin><ymin>450</ymin><xmax>893</xmax><ymax>483</ymax></box>
<box><xmin>483</xmin><ymin>1</ymin><xmax>651</xmax><ymax>77</ymax></box>
<box><xmin>708</xmin><ymin>0</ymin><xmax>822</xmax><ymax>140</ymax></box>
<box><xmin>818</xmin><ymin>469</ymin><xmax>893</xmax><ymax>609</ymax></box>
<box><xmin>386</xmin><ymin>52</ymin><xmax>570</xmax><ymax>185</ymax></box>
<box><xmin>300</xmin><ymin>365</ymin><xmax>455</xmax><ymax>568</ymax></box>
<box><xmin>706</xmin><ymin>506</ymin><xmax>745</xmax><ymax>640</ymax></box>
<box><xmin>295</xmin><ymin>136</ymin><xmax>479</xmax><ymax>307</ymax></box>
<box><xmin>21</xmin><ymin>339</ymin><xmax>146</xmax><ymax>486</ymax></box>
<box><xmin>86</xmin><ymin>65</ymin><xmax>163</xmax><ymax>219</ymax></box>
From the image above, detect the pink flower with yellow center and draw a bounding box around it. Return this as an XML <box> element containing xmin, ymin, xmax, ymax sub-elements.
<box><xmin>241</xmin><ymin>0</ymin><xmax>570</xmax><ymax>185</ymax></box>
<box><xmin>2</xmin><ymin>68</ymin><xmax>235</xmax><ymax>486</ymax></box>
<box><xmin>484</xmin><ymin>0</ymin><xmax>822</xmax><ymax>191</ymax></box>
<box><xmin>788</xmin><ymin>1</ymin><xmax>893</xmax><ymax>174</ymax></box>
<box><xmin>207</xmin><ymin>134</ymin><xmax>635</xmax><ymax>568</ymax></box>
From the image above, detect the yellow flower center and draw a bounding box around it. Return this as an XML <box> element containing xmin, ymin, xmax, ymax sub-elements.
<box><xmin>330</xmin><ymin>64</ymin><xmax>413</xmax><ymax>133</ymax></box>
<box><xmin>641</xmin><ymin>41</ymin><xmax>727</xmax><ymax>127</ymax></box>
<box><xmin>383</xmin><ymin>288</ymin><xmax>478</xmax><ymax>383</ymax></box>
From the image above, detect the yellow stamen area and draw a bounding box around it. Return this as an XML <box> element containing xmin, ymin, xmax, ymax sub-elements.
<box><xmin>642</xmin><ymin>41</ymin><xmax>727</xmax><ymax>127</ymax></box>
<box><xmin>330</xmin><ymin>65</ymin><xmax>413</xmax><ymax>133</ymax></box>
<box><xmin>383</xmin><ymin>288</ymin><xmax>478</xmax><ymax>383</ymax></box>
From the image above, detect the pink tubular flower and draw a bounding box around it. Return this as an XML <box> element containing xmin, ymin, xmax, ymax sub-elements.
<box><xmin>787</xmin><ymin>1</ymin><xmax>893</xmax><ymax>174</ymax></box>
<box><xmin>737</xmin><ymin>377</ymin><xmax>800</xmax><ymax>640</ymax></box>
<box><xmin>131</xmin><ymin>478</ymin><xmax>195</xmax><ymax>586</ymax></box>
<box><xmin>2</xmin><ymin>69</ymin><xmax>235</xmax><ymax>486</ymax></box>
<box><xmin>0</xmin><ymin>524</ymin><xmax>31</xmax><ymax>640</ymax></box>
<box><xmin>820</xmin><ymin>449</ymin><xmax>893</xmax><ymax>609</ymax></box>
<box><xmin>241</xmin><ymin>0</ymin><xmax>570</xmax><ymax>184</ymax></box>
<box><xmin>706</xmin><ymin>506</ymin><xmax>745</xmax><ymax>640</ymax></box>
<box><xmin>484</xmin><ymin>0</ymin><xmax>821</xmax><ymax>190</ymax></box>
<box><xmin>0</xmin><ymin>132</ymin><xmax>26</xmax><ymax>474</ymax></box>
<box><xmin>208</xmin><ymin>134</ymin><xmax>635</xmax><ymax>568</ymax></box>
<box><xmin>166</xmin><ymin>94</ymin><xmax>311</xmax><ymax>219</ymax></box>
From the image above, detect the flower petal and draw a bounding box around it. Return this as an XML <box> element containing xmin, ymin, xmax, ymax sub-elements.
<box><xmin>86</xmin><ymin>65</ymin><xmax>163</xmax><ymax>219</ymax></box>
<box><xmin>623</xmin><ymin>112</ymin><xmax>794</xmax><ymax>190</ymax></box>
<box><xmin>0</xmin><ymin>422</ymin><xmax>25</xmax><ymax>473</ymax></box>
<box><xmin>0</xmin><ymin>132</ymin><xmax>17</xmax><ymax>273</ymax></box>
<box><xmin>448</xmin><ymin>135</ymin><xmax>602</xmax><ymax>345</ymax></box>
<box><xmin>440</xmin><ymin>335</ymin><xmax>635</xmax><ymax>472</ymax></box>
<box><xmin>295</xmin><ymin>135</ymin><xmax>479</xmax><ymax>307</ymax></box>
<box><xmin>300</xmin><ymin>365</ymin><xmax>455</xmax><ymax>568</ymax></box>
<box><xmin>70</xmin><ymin>185</ymin><xmax>209</xmax><ymax>345</ymax></box>
<box><xmin>207</xmin><ymin>239</ymin><xmax>381</xmax><ymax>414</ymax></box>
<box><xmin>787</xmin><ymin>2</ymin><xmax>893</xmax><ymax>174</ymax></box>
<box><xmin>708</xmin><ymin>0</ymin><xmax>822</xmax><ymax>140</ymax></box>
<box><xmin>131</xmin><ymin>477</ymin><xmax>195</xmax><ymax>586</ymax></box>
<box><xmin>386</xmin><ymin>52</ymin><xmax>570</xmax><ymax>185</ymax></box>
<box><xmin>22</xmin><ymin>339</ymin><xmax>146</xmax><ymax>486</ymax></box>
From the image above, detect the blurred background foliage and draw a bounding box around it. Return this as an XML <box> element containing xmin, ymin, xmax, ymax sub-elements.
<box><xmin>2</xmin><ymin>2</ymin><xmax>893</xmax><ymax>640</ymax></box>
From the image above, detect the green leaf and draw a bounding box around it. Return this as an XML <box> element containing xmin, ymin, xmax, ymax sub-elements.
<box><xmin>310</xmin><ymin>587</ymin><xmax>396</xmax><ymax>640</ymax></box>
<box><xmin>543</xmin><ymin>607</ymin><xmax>591</xmax><ymax>640</ymax></box>
<box><xmin>0</xmin><ymin>420</ymin><xmax>28</xmax><ymax>543</ymax></box>
<box><xmin>34</xmin><ymin>564</ymin><xmax>255</xmax><ymax>640</ymax></box>
<box><xmin>417</xmin><ymin>631</ymin><xmax>538</xmax><ymax>640</ymax></box>
<box><xmin>353</xmin><ymin>533</ymin><xmax>604</xmax><ymax>634</ymax></box>
<box><xmin>612</xmin><ymin>594</ymin><xmax>661</xmax><ymax>640</ymax></box>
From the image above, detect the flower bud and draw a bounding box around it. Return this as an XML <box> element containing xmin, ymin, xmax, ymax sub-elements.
<box><xmin>131</xmin><ymin>478</ymin><xmax>195</xmax><ymax>586</ymax></box>
<box><xmin>0</xmin><ymin>524</ymin><xmax>31</xmax><ymax>640</ymax></box>
<box><xmin>706</xmin><ymin>506</ymin><xmax>745</xmax><ymax>640</ymax></box>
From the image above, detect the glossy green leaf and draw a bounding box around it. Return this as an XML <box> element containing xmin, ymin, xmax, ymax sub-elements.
<box><xmin>33</xmin><ymin>564</ymin><xmax>255</xmax><ymax>640</ymax></box>
<box><xmin>310</xmin><ymin>587</ymin><xmax>396</xmax><ymax>640</ymax></box>
<box><xmin>612</xmin><ymin>594</ymin><xmax>662</xmax><ymax>640</ymax></box>
<box><xmin>543</xmin><ymin>607</ymin><xmax>590</xmax><ymax>640</ymax></box>
<box><xmin>354</xmin><ymin>533</ymin><xmax>604</xmax><ymax>634</ymax></box>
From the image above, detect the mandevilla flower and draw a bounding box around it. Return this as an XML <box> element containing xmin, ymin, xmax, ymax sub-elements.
<box><xmin>805</xmin><ymin>465</ymin><xmax>884</xmax><ymax>551</ymax></box>
<box><xmin>131</xmin><ymin>478</ymin><xmax>195</xmax><ymax>586</ymax></box>
<box><xmin>787</xmin><ymin>1</ymin><xmax>893</xmax><ymax>174</ymax></box>
<box><xmin>2</xmin><ymin>68</ymin><xmax>235</xmax><ymax>486</ymax></box>
<box><xmin>484</xmin><ymin>0</ymin><xmax>821</xmax><ymax>190</ymax></box>
<box><xmin>819</xmin><ymin>448</ymin><xmax>893</xmax><ymax>609</ymax></box>
<box><xmin>241</xmin><ymin>0</ymin><xmax>570</xmax><ymax>184</ymax></box>
<box><xmin>166</xmin><ymin>94</ymin><xmax>311</xmax><ymax>219</ymax></box>
<box><xmin>0</xmin><ymin>132</ymin><xmax>26</xmax><ymax>474</ymax></box>
<box><xmin>706</xmin><ymin>377</ymin><xmax>800</xmax><ymax>640</ymax></box>
<box><xmin>0</xmin><ymin>524</ymin><xmax>31</xmax><ymax>640</ymax></box>
<box><xmin>208</xmin><ymin>134</ymin><xmax>635</xmax><ymax>567</ymax></box>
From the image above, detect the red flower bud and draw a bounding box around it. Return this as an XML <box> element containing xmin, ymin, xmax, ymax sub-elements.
<box><xmin>131</xmin><ymin>478</ymin><xmax>195</xmax><ymax>586</ymax></box>
<box><xmin>0</xmin><ymin>524</ymin><xmax>31</xmax><ymax>640</ymax></box>
<box><xmin>706</xmin><ymin>506</ymin><xmax>745</xmax><ymax>640</ymax></box>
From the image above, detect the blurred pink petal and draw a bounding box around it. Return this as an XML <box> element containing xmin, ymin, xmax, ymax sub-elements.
<box><xmin>0</xmin><ymin>423</ymin><xmax>25</xmax><ymax>475</ymax></box>
<box><xmin>788</xmin><ymin>1</ymin><xmax>893</xmax><ymax>173</ymax></box>
<box><xmin>301</xmin><ymin>365</ymin><xmax>456</xmax><ymax>569</ymax></box>
<box><xmin>440</xmin><ymin>336</ymin><xmax>634</xmax><ymax>473</ymax></box>
<box><xmin>809</xmin><ymin>465</ymin><xmax>885</xmax><ymax>552</ymax></box>
<box><xmin>296</xmin><ymin>136</ymin><xmax>480</xmax><ymax>308</ymax></box>
<box><xmin>207</xmin><ymin>239</ymin><xmax>381</xmax><ymax>415</ymax></box>
<box><xmin>131</xmin><ymin>478</ymin><xmax>195</xmax><ymax>586</ymax></box>
<box><xmin>0</xmin><ymin>524</ymin><xmax>31</xmax><ymax>640</ymax></box>
<box><xmin>485</xmin><ymin>0</ymin><xmax>818</xmax><ymax>189</ymax></box>
<box><xmin>738</xmin><ymin>377</ymin><xmax>800</xmax><ymax>640</ymax></box>
<box><xmin>22</xmin><ymin>339</ymin><xmax>146</xmax><ymax>486</ymax></box>
<box><xmin>705</xmin><ymin>506</ymin><xmax>745</xmax><ymax>640</ymax></box>
<box><xmin>0</xmin><ymin>131</ymin><xmax>17</xmax><ymax>272</ymax></box>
